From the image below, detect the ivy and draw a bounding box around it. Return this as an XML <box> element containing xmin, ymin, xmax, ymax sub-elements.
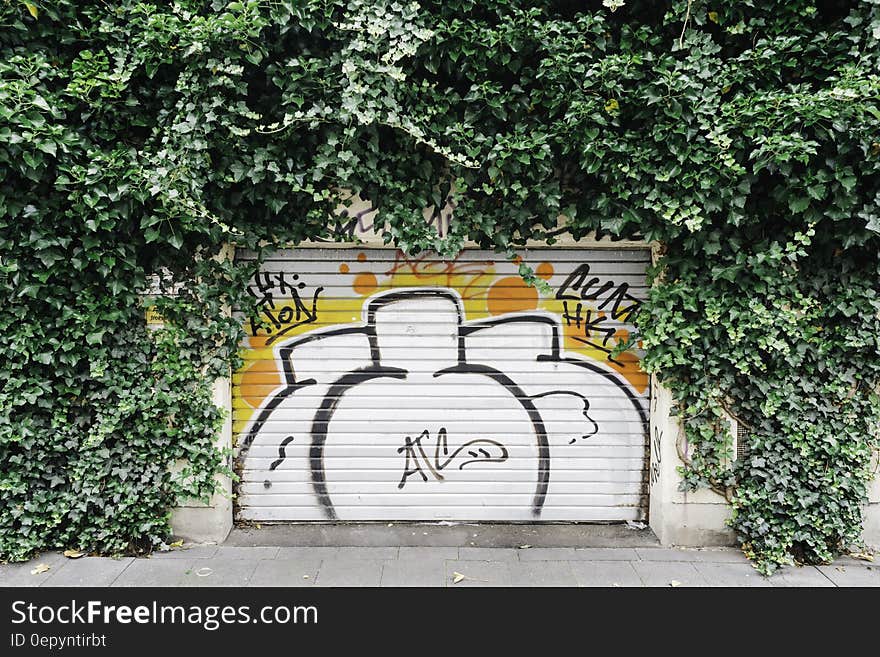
<box><xmin>1</xmin><ymin>1</ymin><xmax>879</xmax><ymax>574</ymax></box>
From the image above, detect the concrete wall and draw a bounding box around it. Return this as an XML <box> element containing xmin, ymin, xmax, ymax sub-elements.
<box><xmin>647</xmin><ymin>376</ymin><xmax>880</xmax><ymax>550</ymax></box>
<box><xmin>170</xmin><ymin>375</ymin><xmax>234</xmax><ymax>543</ymax></box>
<box><xmin>647</xmin><ymin>376</ymin><xmax>737</xmax><ymax>546</ymax></box>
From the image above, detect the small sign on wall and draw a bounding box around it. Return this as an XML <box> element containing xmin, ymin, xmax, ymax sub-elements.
<box><xmin>145</xmin><ymin>303</ymin><xmax>166</xmax><ymax>328</ymax></box>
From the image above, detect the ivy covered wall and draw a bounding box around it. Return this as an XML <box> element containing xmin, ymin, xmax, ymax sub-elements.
<box><xmin>1</xmin><ymin>0</ymin><xmax>878</xmax><ymax>573</ymax></box>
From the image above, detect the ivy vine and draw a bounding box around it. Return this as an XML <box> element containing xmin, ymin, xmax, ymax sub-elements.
<box><xmin>1</xmin><ymin>0</ymin><xmax>878</xmax><ymax>574</ymax></box>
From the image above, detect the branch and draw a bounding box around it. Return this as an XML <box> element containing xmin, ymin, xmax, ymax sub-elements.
<box><xmin>679</xmin><ymin>0</ymin><xmax>693</xmax><ymax>49</ymax></box>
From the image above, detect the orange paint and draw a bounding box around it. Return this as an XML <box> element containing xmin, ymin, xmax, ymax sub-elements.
<box><xmin>339</xmin><ymin>263</ymin><xmax>350</xmax><ymax>274</ymax></box>
<box><xmin>536</xmin><ymin>262</ymin><xmax>554</xmax><ymax>280</ymax></box>
<box><xmin>239</xmin><ymin>359</ymin><xmax>281</xmax><ymax>408</ymax></box>
<box><xmin>487</xmin><ymin>276</ymin><xmax>539</xmax><ymax>315</ymax></box>
<box><xmin>353</xmin><ymin>272</ymin><xmax>378</xmax><ymax>295</ymax></box>
<box><xmin>356</xmin><ymin>252</ymin><xmax>367</xmax><ymax>262</ymax></box>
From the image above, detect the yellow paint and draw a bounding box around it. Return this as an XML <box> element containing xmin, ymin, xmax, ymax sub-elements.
<box><xmin>487</xmin><ymin>276</ymin><xmax>539</xmax><ymax>315</ymax></box>
<box><xmin>536</xmin><ymin>262</ymin><xmax>554</xmax><ymax>280</ymax></box>
<box><xmin>233</xmin><ymin>251</ymin><xmax>648</xmax><ymax>432</ymax></box>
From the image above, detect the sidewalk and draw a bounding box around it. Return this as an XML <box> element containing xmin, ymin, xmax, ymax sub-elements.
<box><xmin>2</xmin><ymin>544</ymin><xmax>877</xmax><ymax>587</ymax></box>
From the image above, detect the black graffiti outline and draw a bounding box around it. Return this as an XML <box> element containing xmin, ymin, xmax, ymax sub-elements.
<box><xmin>307</xmin><ymin>289</ymin><xmax>550</xmax><ymax>520</ymax></box>
<box><xmin>397</xmin><ymin>427</ymin><xmax>509</xmax><ymax>489</ymax></box>
<box><xmin>243</xmin><ymin>289</ymin><xmax>649</xmax><ymax>520</ymax></box>
<box><xmin>461</xmin><ymin>314</ymin><xmax>650</xmax><ymax>443</ymax></box>
<box><xmin>529</xmin><ymin>390</ymin><xmax>599</xmax><ymax>444</ymax></box>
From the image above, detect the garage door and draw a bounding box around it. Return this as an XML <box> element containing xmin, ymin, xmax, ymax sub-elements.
<box><xmin>234</xmin><ymin>248</ymin><xmax>650</xmax><ymax>522</ymax></box>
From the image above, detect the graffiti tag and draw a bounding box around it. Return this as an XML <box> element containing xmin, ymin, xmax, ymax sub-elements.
<box><xmin>247</xmin><ymin>271</ymin><xmax>323</xmax><ymax>345</ymax></box>
<box><xmin>397</xmin><ymin>427</ymin><xmax>509</xmax><ymax>489</ymax></box>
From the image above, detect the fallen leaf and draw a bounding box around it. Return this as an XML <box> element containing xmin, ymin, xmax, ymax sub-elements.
<box><xmin>612</xmin><ymin>583</ymin><xmax>621</xmax><ymax>587</ymax></box>
<box><xmin>31</xmin><ymin>564</ymin><xmax>50</xmax><ymax>575</ymax></box>
<box><xmin>169</xmin><ymin>540</ymin><xmax>184</xmax><ymax>549</ymax></box>
<box><xmin>195</xmin><ymin>567</ymin><xmax>213</xmax><ymax>577</ymax></box>
<box><xmin>849</xmin><ymin>552</ymin><xmax>875</xmax><ymax>562</ymax></box>
<box><xmin>669</xmin><ymin>580</ymin><xmax>681</xmax><ymax>587</ymax></box>
<box><xmin>836</xmin><ymin>567</ymin><xmax>845</xmax><ymax>572</ymax></box>
<box><xmin>452</xmin><ymin>572</ymin><xmax>465</xmax><ymax>584</ymax></box>
<box><xmin>63</xmin><ymin>550</ymin><xmax>84</xmax><ymax>559</ymax></box>
<box><xmin>518</xmin><ymin>544</ymin><xmax>532</xmax><ymax>550</ymax></box>
<box><xmin>625</xmin><ymin>520</ymin><xmax>647</xmax><ymax>530</ymax></box>
<box><xmin>255</xmin><ymin>523</ymin><xmax>262</xmax><ymax>530</ymax></box>
<box><xmin>302</xmin><ymin>575</ymin><xmax>309</xmax><ymax>579</ymax></box>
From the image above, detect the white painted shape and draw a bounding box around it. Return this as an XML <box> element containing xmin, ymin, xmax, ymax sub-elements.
<box><xmin>238</xmin><ymin>248</ymin><xmax>650</xmax><ymax>522</ymax></box>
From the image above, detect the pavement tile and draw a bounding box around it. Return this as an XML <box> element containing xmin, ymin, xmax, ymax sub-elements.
<box><xmin>571</xmin><ymin>548</ymin><xmax>639</xmax><ymax>561</ymax></box>
<box><xmin>635</xmin><ymin>548</ymin><xmax>747</xmax><ymax>563</ymax></box>
<box><xmin>179</xmin><ymin>557</ymin><xmax>259</xmax><ymax>588</ymax></box>
<box><xmin>506</xmin><ymin>561</ymin><xmax>576</xmax><ymax>586</ymax></box>
<box><xmin>397</xmin><ymin>547</ymin><xmax>459</xmax><ymax>560</ymax></box>
<box><xmin>112</xmin><ymin>558</ymin><xmax>197</xmax><ymax>587</ymax></box>
<box><xmin>815</xmin><ymin>564</ymin><xmax>880</xmax><ymax>587</ymax></box>
<box><xmin>768</xmin><ymin>566</ymin><xmax>834</xmax><ymax>587</ymax></box>
<box><xmin>457</xmin><ymin>548</ymin><xmax>519</xmax><ymax>561</ymax></box>
<box><xmin>41</xmin><ymin>557</ymin><xmax>133</xmax><ymax>587</ymax></box>
<box><xmin>567</xmin><ymin>561</ymin><xmax>643</xmax><ymax>587</ymax></box>
<box><xmin>444</xmin><ymin>560</ymin><xmax>511</xmax><ymax>587</ymax></box>
<box><xmin>380</xmin><ymin>559</ymin><xmax>447</xmax><ymax>587</ymax></box>
<box><xmin>213</xmin><ymin>546</ymin><xmax>280</xmax><ymax>560</ymax></box>
<box><xmin>515</xmin><ymin>548</ymin><xmax>577</xmax><ymax>561</ymax></box>
<box><xmin>0</xmin><ymin>552</ymin><xmax>68</xmax><ymax>587</ymax></box>
<box><xmin>149</xmin><ymin>545</ymin><xmax>219</xmax><ymax>559</ymax></box>
<box><xmin>277</xmin><ymin>547</ymin><xmax>398</xmax><ymax>561</ymax></box>
<box><xmin>315</xmin><ymin>558</ymin><xmax>385</xmax><ymax>587</ymax></box>
<box><xmin>631</xmin><ymin>561</ymin><xmax>709</xmax><ymax>587</ymax></box>
<box><xmin>248</xmin><ymin>559</ymin><xmax>323</xmax><ymax>587</ymax></box>
<box><xmin>694</xmin><ymin>563</ymin><xmax>772</xmax><ymax>587</ymax></box>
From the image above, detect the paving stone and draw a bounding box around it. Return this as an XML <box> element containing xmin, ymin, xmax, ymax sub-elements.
<box><xmin>694</xmin><ymin>563</ymin><xmax>772</xmax><ymax>587</ymax></box>
<box><xmin>515</xmin><ymin>547</ymin><xmax>577</xmax><ymax>561</ymax></box>
<box><xmin>277</xmin><ymin>547</ymin><xmax>398</xmax><ymax>561</ymax></box>
<box><xmin>112</xmin><ymin>559</ymin><xmax>197</xmax><ymax>587</ymax></box>
<box><xmin>631</xmin><ymin>561</ymin><xmax>709</xmax><ymax>587</ymax></box>
<box><xmin>831</xmin><ymin>555</ymin><xmax>878</xmax><ymax>568</ymax></box>
<box><xmin>507</xmin><ymin>561</ymin><xmax>576</xmax><ymax>586</ymax></box>
<box><xmin>315</xmin><ymin>558</ymin><xmax>385</xmax><ymax>587</ymax></box>
<box><xmin>567</xmin><ymin>561</ymin><xmax>643</xmax><ymax>587</ymax></box>
<box><xmin>397</xmin><ymin>547</ymin><xmax>459</xmax><ymax>560</ymax></box>
<box><xmin>213</xmin><ymin>546</ymin><xmax>280</xmax><ymax>559</ymax></box>
<box><xmin>571</xmin><ymin>548</ymin><xmax>639</xmax><ymax>561</ymax></box>
<box><xmin>815</xmin><ymin>564</ymin><xmax>880</xmax><ymax>587</ymax></box>
<box><xmin>179</xmin><ymin>557</ymin><xmax>259</xmax><ymax>587</ymax></box>
<box><xmin>149</xmin><ymin>545</ymin><xmax>218</xmax><ymax>559</ymax></box>
<box><xmin>457</xmin><ymin>548</ymin><xmax>519</xmax><ymax>561</ymax></box>
<box><xmin>41</xmin><ymin>557</ymin><xmax>133</xmax><ymax>587</ymax></box>
<box><xmin>248</xmin><ymin>559</ymin><xmax>323</xmax><ymax>587</ymax></box>
<box><xmin>635</xmin><ymin>547</ymin><xmax>747</xmax><ymax>563</ymax></box>
<box><xmin>768</xmin><ymin>566</ymin><xmax>834</xmax><ymax>587</ymax></box>
<box><xmin>0</xmin><ymin>552</ymin><xmax>67</xmax><ymax>587</ymax></box>
<box><xmin>380</xmin><ymin>559</ymin><xmax>447</xmax><ymax>587</ymax></box>
<box><xmin>444</xmin><ymin>560</ymin><xmax>511</xmax><ymax>587</ymax></box>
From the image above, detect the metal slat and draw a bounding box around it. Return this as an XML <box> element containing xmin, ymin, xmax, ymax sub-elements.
<box><xmin>234</xmin><ymin>247</ymin><xmax>651</xmax><ymax>522</ymax></box>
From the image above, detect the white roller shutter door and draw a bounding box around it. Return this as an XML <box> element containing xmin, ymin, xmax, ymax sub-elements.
<box><xmin>234</xmin><ymin>248</ymin><xmax>650</xmax><ymax>522</ymax></box>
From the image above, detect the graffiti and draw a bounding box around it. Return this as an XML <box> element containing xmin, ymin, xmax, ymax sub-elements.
<box><xmin>238</xmin><ymin>281</ymin><xmax>649</xmax><ymax>521</ymax></box>
<box><xmin>650</xmin><ymin>427</ymin><xmax>663</xmax><ymax>486</ymax></box>
<box><xmin>247</xmin><ymin>271</ymin><xmax>323</xmax><ymax>346</ymax></box>
<box><xmin>316</xmin><ymin>196</ymin><xmax>456</xmax><ymax>241</ymax></box>
<box><xmin>556</xmin><ymin>263</ymin><xmax>642</xmax><ymax>365</ymax></box>
<box><xmin>397</xmin><ymin>427</ymin><xmax>509</xmax><ymax>489</ymax></box>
